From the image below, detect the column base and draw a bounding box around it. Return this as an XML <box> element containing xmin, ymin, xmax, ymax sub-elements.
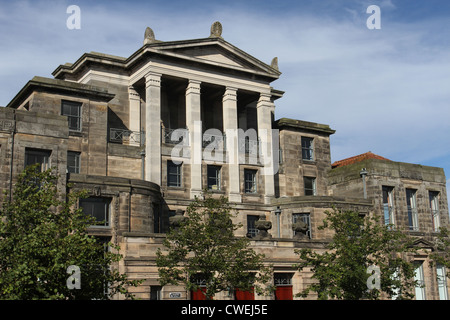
<box><xmin>190</xmin><ymin>189</ymin><xmax>203</xmax><ymax>199</ymax></box>
<box><xmin>264</xmin><ymin>195</ymin><xmax>274</xmax><ymax>205</ymax></box>
<box><xmin>228</xmin><ymin>193</ymin><xmax>242</xmax><ymax>203</ymax></box>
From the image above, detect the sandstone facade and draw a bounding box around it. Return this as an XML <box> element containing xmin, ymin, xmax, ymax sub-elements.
<box><xmin>2</xmin><ymin>23</ymin><xmax>448</xmax><ymax>300</ymax></box>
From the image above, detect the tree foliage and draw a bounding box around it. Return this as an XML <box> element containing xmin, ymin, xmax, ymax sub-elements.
<box><xmin>429</xmin><ymin>226</ymin><xmax>450</xmax><ymax>278</ymax></box>
<box><xmin>156</xmin><ymin>192</ymin><xmax>272</xmax><ymax>299</ymax></box>
<box><xmin>0</xmin><ymin>165</ymin><xmax>141</xmax><ymax>299</ymax></box>
<box><xmin>294</xmin><ymin>207</ymin><xmax>419</xmax><ymax>300</ymax></box>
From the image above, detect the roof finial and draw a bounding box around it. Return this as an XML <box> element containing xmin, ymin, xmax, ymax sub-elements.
<box><xmin>210</xmin><ymin>21</ymin><xmax>223</xmax><ymax>38</ymax></box>
<box><xmin>144</xmin><ymin>27</ymin><xmax>156</xmax><ymax>45</ymax></box>
<box><xmin>271</xmin><ymin>57</ymin><xmax>279</xmax><ymax>71</ymax></box>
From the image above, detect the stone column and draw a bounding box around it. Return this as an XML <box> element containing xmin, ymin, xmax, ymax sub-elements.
<box><xmin>186</xmin><ymin>80</ymin><xmax>202</xmax><ymax>199</ymax></box>
<box><xmin>257</xmin><ymin>93</ymin><xmax>275</xmax><ymax>204</ymax></box>
<box><xmin>128</xmin><ymin>86</ymin><xmax>141</xmax><ymax>146</ymax></box>
<box><xmin>145</xmin><ymin>72</ymin><xmax>162</xmax><ymax>185</ymax></box>
<box><xmin>223</xmin><ymin>87</ymin><xmax>241</xmax><ymax>203</ymax></box>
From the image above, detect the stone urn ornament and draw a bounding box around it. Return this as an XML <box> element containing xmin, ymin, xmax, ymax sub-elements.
<box><xmin>254</xmin><ymin>214</ymin><xmax>272</xmax><ymax>240</ymax></box>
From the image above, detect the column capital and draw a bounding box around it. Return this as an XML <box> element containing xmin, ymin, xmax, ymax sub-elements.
<box><xmin>128</xmin><ymin>86</ymin><xmax>140</xmax><ymax>100</ymax></box>
<box><xmin>145</xmin><ymin>72</ymin><xmax>162</xmax><ymax>88</ymax></box>
<box><xmin>257</xmin><ymin>93</ymin><xmax>275</xmax><ymax>112</ymax></box>
<box><xmin>223</xmin><ymin>87</ymin><xmax>237</xmax><ymax>102</ymax></box>
<box><xmin>186</xmin><ymin>80</ymin><xmax>201</xmax><ymax>95</ymax></box>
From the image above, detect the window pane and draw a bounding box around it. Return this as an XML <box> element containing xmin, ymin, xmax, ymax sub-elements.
<box><xmin>406</xmin><ymin>189</ymin><xmax>418</xmax><ymax>231</ymax></box>
<box><xmin>25</xmin><ymin>149</ymin><xmax>51</xmax><ymax>172</ymax></box>
<box><xmin>247</xmin><ymin>215</ymin><xmax>259</xmax><ymax>237</ymax></box>
<box><xmin>437</xmin><ymin>264</ymin><xmax>448</xmax><ymax>300</ymax></box>
<box><xmin>167</xmin><ymin>161</ymin><xmax>181</xmax><ymax>187</ymax></box>
<box><xmin>244</xmin><ymin>169</ymin><xmax>257</xmax><ymax>193</ymax></box>
<box><xmin>304</xmin><ymin>177</ymin><xmax>316</xmax><ymax>196</ymax></box>
<box><xmin>207</xmin><ymin>165</ymin><xmax>220</xmax><ymax>190</ymax></box>
<box><xmin>80</xmin><ymin>198</ymin><xmax>110</xmax><ymax>226</ymax></box>
<box><xmin>62</xmin><ymin>101</ymin><xmax>82</xmax><ymax>131</ymax></box>
<box><xmin>414</xmin><ymin>262</ymin><xmax>426</xmax><ymax>300</ymax></box>
<box><xmin>429</xmin><ymin>191</ymin><xmax>440</xmax><ymax>232</ymax></box>
<box><xmin>293</xmin><ymin>213</ymin><xmax>311</xmax><ymax>238</ymax></box>
<box><xmin>301</xmin><ymin>137</ymin><xmax>313</xmax><ymax>160</ymax></box>
<box><xmin>67</xmin><ymin>151</ymin><xmax>80</xmax><ymax>174</ymax></box>
<box><xmin>382</xmin><ymin>186</ymin><xmax>394</xmax><ymax>226</ymax></box>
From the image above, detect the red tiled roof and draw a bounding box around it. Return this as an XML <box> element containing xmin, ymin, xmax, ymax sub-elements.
<box><xmin>331</xmin><ymin>152</ymin><xmax>390</xmax><ymax>168</ymax></box>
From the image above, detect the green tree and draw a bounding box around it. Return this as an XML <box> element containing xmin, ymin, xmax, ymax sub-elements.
<box><xmin>0</xmin><ymin>165</ymin><xmax>141</xmax><ymax>299</ymax></box>
<box><xmin>294</xmin><ymin>207</ymin><xmax>419</xmax><ymax>300</ymax></box>
<box><xmin>156</xmin><ymin>192</ymin><xmax>272</xmax><ymax>300</ymax></box>
<box><xmin>429</xmin><ymin>227</ymin><xmax>450</xmax><ymax>278</ymax></box>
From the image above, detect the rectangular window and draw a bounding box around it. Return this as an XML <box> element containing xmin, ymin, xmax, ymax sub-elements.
<box><xmin>167</xmin><ymin>160</ymin><xmax>182</xmax><ymax>187</ymax></box>
<box><xmin>67</xmin><ymin>151</ymin><xmax>80</xmax><ymax>174</ymax></box>
<box><xmin>382</xmin><ymin>186</ymin><xmax>395</xmax><ymax>227</ymax></box>
<box><xmin>301</xmin><ymin>137</ymin><xmax>314</xmax><ymax>161</ymax></box>
<box><xmin>293</xmin><ymin>213</ymin><xmax>311</xmax><ymax>238</ymax></box>
<box><xmin>429</xmin><ymin>191</ymin><xmax>440</xmax><ymax>232</ymax></box>
<box><xmin>207</xmin><ymin>165</ymin><xmax>221</xmax><ymax>191</ymax></box>
<box><xmin>247</xmin><ymin>215</ymin><xmax>259</xmax><ymax>238</ymax></box>
<box><xmin>414</xmin><ymin>262</ymin><xmax>426</xmax><ymax>300</ymax></box>
<box><xmin>436</xmin><ymin>264</ymin><xmax>448</xmax><ymax>300</ymax></box>
<box><xmin>244</xmin><ymin>169</ymin><xmax>257</xmax><ymax>194</ymax></box>
<box><xmin>61</xmin><ymin>100</ymin><xmax>82</xmax><ymax>132</ymax></box>
<box><xmin>406</xmin><ymin>189</ymin><xmax>418</xmax><ymax>231</ymax></box>
<box><xmin>79</xmin><ymin>197</ymin><xmax>111</xmax><ymax>227</ymax></box>
<box><xmin>25</xmin><ymin>148</ymin><xmax>51</xmax><ymax>172</ymax></box>
<box><xmin>274</xmin><ymin>273</ymin><xmax>293</xmax><ymax>300</ymax></box>
<box><xmin>304</xmin><ymin>177</ymin><xmax>316</xmax><ymax>196</ymax></box>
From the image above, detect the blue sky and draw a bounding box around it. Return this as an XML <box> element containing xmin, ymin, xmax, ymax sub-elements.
<box><xmin>1</xmin><ymin>0</ymin><xmax>449</xmax><ymax>195</ymax></box>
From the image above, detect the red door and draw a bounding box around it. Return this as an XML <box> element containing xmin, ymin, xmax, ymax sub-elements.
<box><xmin>235</xmin><ymin>288</ymin><xmax>255</xmax><ymax>300</ymax></box>
<box><xmin>275</xmin><ymin>286</ymin><xmax>293</xmax><ymax>300</ymax></box>
<box><xmin>191</xmin><ymin>287</ymin><xmax>208</xmax><ymax>300</ymax></box>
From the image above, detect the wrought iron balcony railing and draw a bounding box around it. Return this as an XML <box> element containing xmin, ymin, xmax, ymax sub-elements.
<box><xmin>163</xmin><ymin>128</ymin><xmax>189</xmax><ymax>145</ymax></box>
<box><xmin>110</xmin><ymin>128</ymin><xmax>143</xmax><ymax>145</ymax></box>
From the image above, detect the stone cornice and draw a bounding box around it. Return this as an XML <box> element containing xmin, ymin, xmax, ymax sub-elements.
<box><xmin>6</xmin><ymin>76</ymin><xmax>115</xmax><ymax>109</ymax></box>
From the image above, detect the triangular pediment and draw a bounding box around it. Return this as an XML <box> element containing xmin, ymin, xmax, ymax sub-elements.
<box><xmin>146</xmin><ymin>38</ymin><xmax>281</xmax><ymax>79</ymax></box>
<box><xmin>170</xmin><ymin>45</ymin><xmax>250</xmax><ymax>68</ymax></box>
<box><xmin>52</xmin><ymin>38</ymin><xmax>281</xmax><ymax>82</ymax></box>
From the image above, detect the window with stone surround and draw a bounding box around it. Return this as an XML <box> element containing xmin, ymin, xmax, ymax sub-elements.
<box><xmin>207</xmin><ymin>165</ymin><xmax>221</xmax><ymax>191</ymax></box>
<box><xmin>67</xmin><ymin>151</ymin><xmax>80</xmax><ymax>174</ymax></box>
<box><xmin>244</xmin><ymin>169</ymin><xmax>257</xmax><ymax>194</ymax></box>
<box><xmin>79</xmin><ymin>197</ymin><xmax>111</xmax><ymax>227</ymax></box>
<box><xmin>429</xmin><ymin>191</ymin><xmax>440</xmax><ymax>232</ymax></box>
<box><xmin>274</xmin><ymin>273</ymin><xmax>293</xmax><ymax>300</ymax></box>
<box><xmin>246</xmin><ymin>215</ymin><xmax>259</xmax><ymax>238</ymax></box>
<box><xmin>167</xmin><ymin>160</ymin><xmax>182</xmax><ymax>187</ymax></box>
<box><xmin>25</xmin><ymin>148</ymin><xmax>51</xmax><ymax>172</ymax></box>
<box><xmin>304</xmin><ymin>176</ymin><xmax>316</xmax><ymax>196</ymax></box>
<box><xmin>301</xmin><ymin>137</ymin><xmax>314</xmax><ymax>161</ymax></box>
<box><xmin>436</xmin><ymin>264</ymin><xmax>448</xmax><ymax>300</ymax></box>
<box><xmin>382</xmin><ymin>186</ymin><xmax>395</xmax><ymax>227</ymax></box>
<box><xmin>61</xmin><ymin>100</ymin><xmax>82</xmax><ymax>132</ymax></box>
<box><xmin>406</xmin><ymin>189</ymin><xmax>418</xmax><ymax>231</ymax></box>
<box><xmin>293</xmin><ymin>213</ymin><xmax>311</xmax><ymax>238</ymax></box>
<box><xmin>414</xmin><ymin>261</ymin><xmax>426</xmax><ymax>300</ymax></box>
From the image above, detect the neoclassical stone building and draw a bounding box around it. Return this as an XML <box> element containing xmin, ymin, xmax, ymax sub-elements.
<box><xmin>1</xmin><ymin>22</ymin><xmax>448</xmax><ymax>300</ymax></box>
